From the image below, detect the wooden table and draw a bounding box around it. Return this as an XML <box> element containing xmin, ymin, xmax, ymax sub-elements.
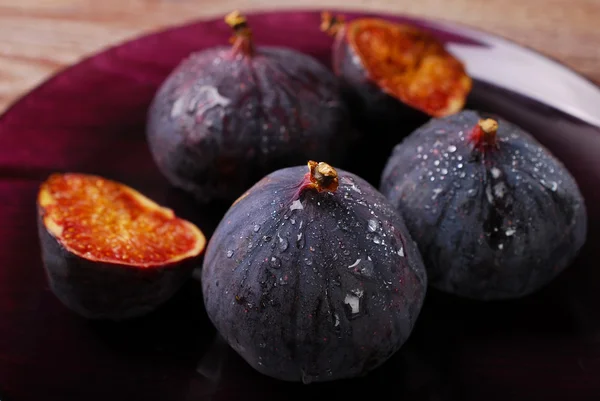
<box><xmin>1</xmin><ymin>0</ymin><xmax>599</xmax><ymax>114</ymax></box>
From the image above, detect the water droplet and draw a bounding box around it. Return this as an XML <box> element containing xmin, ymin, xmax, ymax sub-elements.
<box><xmin>434</xmin><ymin>160</ymin><xmax>440</xmax><ymax>166</ymax></box>
<box><xmin>269</xmin><ymin>257</ymin><xmax>281</xmax><ymax>268</ymax></box>
<box><xmin>493</xmin><ymin>182</ymin><xmax>507</xmax><ymax>198</ymax></box>
<box><xmin>367</xmin><ymin>219</ymin><xmax>379</xmax><ymax>232</ymax></box>
<box><xmin>430</xmin><ymin>177</ymin><xmax>435</xmax><ymax>181</ymax></box>
<box><xmin>432</xmin><ymin>187</ymin><xmax>443</xmax><ymax>200</ymax></box>
<box><xmin>467</xmin><ymin>188</ymin><xmax>477</xmax><ymax>197</ymax></box>
<box><xmin>491</xmin><ymin>167</ymin><xmax>502</xmax><ymax>178</ymax></box>
<box><xmin>373</xmin><ymin>235</ymin><xmax>382</xmax><ymax>245</ymax></box>
<box><xmin>296</xmin><ymin>233</ymin><xmax>305</xmax><ymax>249</ymax></box>
<box><xmin>348</xmin><ymin>259</ymin><xmax>361</xmax><ymax>269</ymax></box>
<box><xmin>226</xmin><ymin>250</ymin><xmax>234</xmax><ymax>258</ymax></box>
<box><xmin>304</xmin><ymin>258</ymin><xmax>313</xmax><ymax>266</ymax></box>
<box><xmin>301</xmin><ymin>370</ymin><xmax>317</xmax><ymax>384</ymax></box>
<box><xmin>344</xmin><ymin>289</ymin><xmax>364</xmax><ymax>317</ymax></box>
<box><xmin>448</xmin><ymin>145</ymin><xmax>457</xmax><ymax>153</ymax></box>
<box><xmin>505</xmin><ymin>228</ymin><xmax>516</xmax><ymax>236</ymax></box>
<box><xmin>498</xmin><ymin>244</ymin><xmax>504</xmax><ymax>250</ymax></box>
<box><xmin>290</xmin><ymin>218</ymin><xmax>296</xmax><ymax>225</ymax></box>
<box><xmin>253</xmin><ymin>224</ymin><xmax>260</xmax><ymax>232</ymax></box>
<box><xmin>457</xmin><ymin>163</ymin><xmax>463</xmax><ymax>169</ymax></box>
<box><xmin>457</xmin><ymin>155</ymin><xmax>463</xmax><ymax>161</ymax></box>
<box><xmin>290</xmin><ymin>200</ymin><xmax>303</xmax><ymax>211</ymax></box>
<box><xmin>441</xmin><ymin>168</ymin><xmax>448</xmax><ymax>175</ymax></box>
<box><xmin>263</xmin><ymin>235</ymin><xmax>272</xmax><ymax>242</ymax></box>
<box><xmin>417</xmin><ymin>146</ymin><xmax>423</xmax><ymax>153</ymax></box>
<box><xmin>334</xmin><ymin>313</ymin><xmax>340</xmax><ymax>327</ymax></box>
<box><xmin>278</xmin><ymin>235</ymin><xmax>289</xmax><ymax>252</ymax></box>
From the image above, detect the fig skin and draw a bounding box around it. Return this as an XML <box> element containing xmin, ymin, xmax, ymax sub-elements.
<box><xmin>37</xmin><ymin>174</ymin><xmax>206</xmax><ymax>320</ymax></box>
<box><xmin>380</xmin><ymin>110</ymin><xmax>588</xmax><ymax>300</ymax></box>
<box><xmin>201</xmin><ymin>161</ymin><xmax>427</xmax><ymax>383</ymax></box>
<box><xmin>146</xmin><ymin>13</ymin><xmax>353</xmax><ymax>204</ymax></box>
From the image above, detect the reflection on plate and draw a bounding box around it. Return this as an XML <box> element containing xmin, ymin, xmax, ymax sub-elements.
<box><xmin>0</xmin><ymin>10</ymin><xmax>599</xmax><ymax>401</ymax></box>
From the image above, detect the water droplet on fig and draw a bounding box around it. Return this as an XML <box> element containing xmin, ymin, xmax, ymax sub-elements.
<box><xmin>432</xmin><ymin>187</ymin><xmax>443</xmax><ymax>200</ymax></box>
<box><xmin>263</xmin><ymin>235</ymin><xmax>272</xmax><ymax>242</ymax></box>
<box><xmin>434</xmin><ymin>160</ymin><xmax>440</xmax><ymax>166</ymax></box>
<box><xmin>467</xmin><ymin>188</ymin><xmax>477</xmax><ymax>197</ymax></box>
<box><xmin>253</xmin><ymin>224</ymin><xmax>260</xmax><ymax>232</ymax></box>
<box><xmin>373</xmin><ymin>235</ymin><xmax>382</xmax><ymax>245</ymax></box>
<box><xmin>505</xmin><ymin>228</ymin><xmax>516</xmax><ymax>236</ymax></box>
<box><xmin>278</xmin><ymin>235</ymin><xmax>289</xmax><ymax>252</ymax></box>
<box><xmin>367</xmin><ymin>219</ymin><xmax>379</xmax><ymax>232</ymax></box>
<box><xmin>398</xmin><ymin>247</ymin><xmax>405</xmax><ymax>257</ymax></box>
<box><xmin>270</xmin><ymin>257</ymin><xmax>281</xmax><ymax>269</ymax></box>
<box><xmin>457</xmin><ymin>163</ymin><xmax>463</xmax><ymax>169</ymax></box>
<box><xmin>491</xmin><ymin>167</ymin><xmax>502</xmax><ymax>178</ymax></box>
<box><xmin>290</xmin><ymin>200</ymin><xmax>304</xmax><ymax>211</ymax></box>
<box><xmin>344</xmin><ymin>289</ymin><xmax>364</xmax><ymax>318</ymax></box>
<box><xmin>441</xmin><ymin>168</ymin><xmax>448</xmax><ymax>175</ymax></box>
<box><xmin>448</xmin><ymin>145</ymin><xmax>457</xmax><ymax>152</ymax></box>
<box><xmin>301</xmin><ymin>370</ymin><xmax>317</xmax><ymax>384</ymax></box>
<box><xmin>296</xmin><ymin>233</ymin><xmax>305</xmax><ymax>249</ymax></box>
<box><xmin>226</xmin><ymin>250</ymin><xmax>234</xmax><ymax>258</ymax></box>
<box><xmin>304</xmin><ymin>258</ymin><xmax>313</xmax><ymax>266</ymax></box>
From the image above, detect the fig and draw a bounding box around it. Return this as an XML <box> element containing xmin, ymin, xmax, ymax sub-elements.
<box><xmin>201</xmin><ymin>160</ymin><xmax>427</xmax><ymax>383</ymax></box>
<box><xmin>321</xmin><ymin>12</ymin><xmax>472</xmax><ymax>121</ymax></box>
<box><xmin>380</xmin><ymin>110</ymin><xmax>587</xmax><ymax>300</ymax></box>
<box><xmin>146</xmin><ymin>11</ymin><xmax>353</xmax><ymax>204</ymax></box>
<box><xmin>320</xmin><ymin>12</ymin><xmax>472</xmax><ymax>186</ymax></box>
<box><xmin>37</xmin><ymin>173</ymin><xmax>206</xmax><ymax>320</ymax></box>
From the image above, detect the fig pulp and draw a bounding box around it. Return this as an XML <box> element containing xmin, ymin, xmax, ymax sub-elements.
<box><xmin>380</xmin><ymin>110</ymin><xmax>587</xmax><ymax>300</ymax></box>
<box><xmin>37</xmin><ymin>173</ymin><xmax>206</xmax><ymax>319</ymax></box>
<box><xmin>202</xmin><ymin>161</ymin><xmax>427</xmax><ymax>383</ymax></box>
<box><xmin>147</xmin><ymin>11</ymin><xmax>353</xmax><ymax>204</ymax></box>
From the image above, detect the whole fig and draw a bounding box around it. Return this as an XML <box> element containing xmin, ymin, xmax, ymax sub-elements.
<box><xmin>202</xmin><ymin>161</ymin><xmax>427</xmax><ymax>382</ymax></box>
<box><xmin>381</xmin><ymin>110</ymin><xmax>587</xmax><ymax>300</ymax></box>
<box><xmin>147</xmin><ymin>11</ymin><xmax>353</xmax><ymax>203</ymax></box>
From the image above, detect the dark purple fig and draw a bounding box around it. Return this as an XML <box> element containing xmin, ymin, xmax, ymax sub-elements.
<box><xmin>380</xmin><ymin>110</ymin><xmax>587</xmax><ymax>300</ymax></box>
<box><xmin>320</xmin><ymin>12</ymin><xmax>472</xmax><ymax>185</ymax></box>
<box><xmin>146</xmin><ymin>11</ymin><xmax>353</xmax><ymax>204</ymax></box>
<box><xmin>201</xmin><ymin>161</ymin><xmax>427</xmax><ymax>383</ymax></box>
<box><xmin>37</xmin><ymin>173</ymin><xmax>206</xmax><ymax>320</ymax></box>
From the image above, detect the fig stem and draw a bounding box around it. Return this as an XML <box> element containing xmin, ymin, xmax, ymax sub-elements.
<box><xmin>308</xmin><ymin>161</ymin><xmax>339</xmax><ymax>192</ymax></box>
<box><xmin>470</xmin><ymin>118</ymin><xmax>499</xmax><ymax>150</ymax></box>
<box><xmin>320</xmin><ymin>11</ymin><xmax>345</xmax><ymax>36</ymax></box>
<box><xmin>225</xmin><ymin>10</ymin><xmax>254</xmax><ymax>56</ymax></box>
<box><xmin>479</xmin><ymin>119</ymin><xmax>498</xmax><ymax>137</ymax></box>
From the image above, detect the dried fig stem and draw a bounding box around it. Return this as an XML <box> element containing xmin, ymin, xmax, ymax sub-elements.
<box><xmin>308</xmin><ymin>160</ymin><xmax>339</xmax><ymax>192</ymax></box>
<box><xmin>225</xmin><ymin>10</ymin><xmax>254</xmax><ymax>56</ymax></box>
<box><xmin>320</xmin><ymin>11</ymin><xmax>345</xmax><ymax>36</ymax></box>
<box><xmin>470</xmin><ymin>118</ymin><xmax>499</xmax><ymax>150</ymax></box>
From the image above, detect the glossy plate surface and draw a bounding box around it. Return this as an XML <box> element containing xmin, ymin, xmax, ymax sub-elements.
<box><xmin>1</xmin><ymin>10</ymin><xmax>600</xmax><ymax>401</ymax></box>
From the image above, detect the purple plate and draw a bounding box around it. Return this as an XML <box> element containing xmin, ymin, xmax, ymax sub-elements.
<box><xmin>1</xmin><ymin>10</ymin><xmax>600</xmax><ymax>401</ymax></box>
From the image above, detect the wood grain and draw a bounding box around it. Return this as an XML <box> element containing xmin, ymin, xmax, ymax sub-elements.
<box><xmin>0</xmin><ymin>0</ymin><xmax>599</xmax><ymax>113</ymax></box>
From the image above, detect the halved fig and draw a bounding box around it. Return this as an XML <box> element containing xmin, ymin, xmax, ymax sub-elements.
<box><xmin>322</xmin><ymin>12</ymin><xmax>472</xmax><ymax>119</ymax></box>
<box><xmin>37</xmin><ymin>173</ymin><xmax>206</xmax><ymax>320</ymax></box>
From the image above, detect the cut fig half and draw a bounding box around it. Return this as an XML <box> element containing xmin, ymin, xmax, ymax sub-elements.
<box><xmin>37</xmin><ymin>173</ymin><xmax>206</xmax><ymax>320</ymax></box>
<box><xmin>323</xmin><ymin>12</ymin><xmax>472</xmax><ymax>118</ymax></box>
